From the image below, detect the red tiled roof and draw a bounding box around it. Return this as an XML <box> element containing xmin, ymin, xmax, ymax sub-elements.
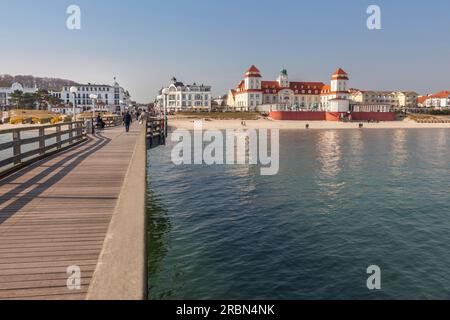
<box><xmin>321</xmin><ymin>85</ymin><xmax>331</xmax><ymax>93</ymax></box>
<box><xmin>417</xmin><ymin>96</ymin><xmax>428</xmax><ymax>104</ymax></box>
<box><xmin>246</xmin><ymin>65</ymin><xmax>260</xmax><ymax>73</ymax></box>
<box><xmin>261</xmin><ymin>81</ymin><xmax>280</xmax><ymax>89</ymax></box>
<box><xmin>244</xmin><ymin>65</ymin><xmax>262</xmax><ymax>78</ymax></box>
<box><xmin>260</xmin><ymin>81</ymin><xmax>325</xmax><ymax>94</ymax></box>
<box><xmin>430</xmin><ymin>91</ymin><xmax>450</xmax><ymax>99</ymax></box>
<box><xmin>333</xmin><ymin>68</ymin><xmax>347</xmax><ymax>76</ymax></box>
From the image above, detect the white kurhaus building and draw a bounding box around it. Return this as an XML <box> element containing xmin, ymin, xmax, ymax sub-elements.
<box><xmin>157</xmin><ymin>77</ymin><xmax>212</xmax><ymax>113</ymax></box>
<box><xmin>227</xmin><ymin>65</ymin><xmax>351</xmax><ymax>112</ymax></box>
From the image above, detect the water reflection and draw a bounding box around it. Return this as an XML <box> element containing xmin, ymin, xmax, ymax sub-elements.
<box><xmin>316</xmin><ymin>131</ymin><xmax>342</xmax><ymax>179</ymax></box>
<box><xmin>348</xmin><ymin>130</ymin><xmax>364</xmax><ymax>171</ymax></box>
<box><xmin>315</xmin><ymin>130</ymin><xmax>345</xmax><ymax>201</ymax></box>
<box><xmin>391</xmin><ymin>130</ymin><xmax>408</xmax><ymax>168</ymax></box>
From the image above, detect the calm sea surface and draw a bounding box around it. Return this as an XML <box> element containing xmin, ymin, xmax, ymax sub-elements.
<box><xmin>147</xmin><ymin>129</ymin><xmax>450</xmax><ymax>300</ymax></box>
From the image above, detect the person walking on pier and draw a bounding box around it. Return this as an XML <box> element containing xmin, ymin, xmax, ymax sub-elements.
<box><xmin>123</xmin><ymin>111</ymin><xmax>132</xmax><ymax>133</ymax></box>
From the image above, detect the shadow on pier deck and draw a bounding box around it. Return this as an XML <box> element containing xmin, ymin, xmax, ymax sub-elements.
<box><xmin>0</xmin><ymin>123</ymin><xmax>148</xmax><ymax>300</ymax></box>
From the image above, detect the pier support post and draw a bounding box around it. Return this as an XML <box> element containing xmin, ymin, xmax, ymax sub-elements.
<box><xmin>39</xmin><ymin>127</ymin><xmax>45</xmax><ymax>155</ymax></box>
<box><xmin>12</xmin><ymin>131</ymin><xmax>21</xmax><ymax>165</ymax></box>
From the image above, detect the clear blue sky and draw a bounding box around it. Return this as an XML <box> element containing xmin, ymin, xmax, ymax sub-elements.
<box><xmin>1</xmin><ymin>0</ymin><xmax>449</xmax><ymax>102</ymax></box>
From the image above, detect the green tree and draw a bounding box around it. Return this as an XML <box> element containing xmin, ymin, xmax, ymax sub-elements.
<box><xmin>9</xmin><ymin>90</ymin><xmax>23</xmax><ymax>109</ymax></box>
<box><xmin>33</xmin><ymin>89</ymin><xmax>62</xmax><ymax>110</ymax></box>
<box><xmin>21</xmin><ymin>93</ymin><xmax>37</xmax><ymax>109</ymax></box>
<box><xmin>34</xmin><ymin>89</ymin><xmax>49</xmax><ymax>110</ymax></box>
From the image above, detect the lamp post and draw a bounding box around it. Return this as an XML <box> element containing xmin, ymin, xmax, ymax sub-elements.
<box><xmin>89</xmin><ymin>94</ymin><xmax>98</xmax><ymax>134</ymax></box>
<box><xmin>70</xmin><ymin>86</ymin><xmax>78</xmax><ymax>121</ymax></box>
<box><xmin>163</xmin><ymin>93</ymin><xmax>168</xmax><ymax>138</ymax></box>
<box><xmin>119</xmin><ymin>100</ymin><xmax>124</xmax><ymax>114</ymax></box>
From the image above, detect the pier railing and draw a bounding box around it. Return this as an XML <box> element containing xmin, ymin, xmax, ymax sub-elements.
<box><xmin>146</xmin><ymin>117</ymin><xmax>166</xmax><ymax>148</ymax></box>
<box><xmin>103</xmin><ymin>116</ymin><xmax>122</xmax><ymax>127</ymax></box>
<box><xmin>0</xmin><ymin>121</ymin><xmax>86</xmax><ymax>177</ymax></box>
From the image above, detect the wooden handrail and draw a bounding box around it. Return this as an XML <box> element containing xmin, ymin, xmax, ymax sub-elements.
<box><xmin>145</xmin><ymin>117</ymin><xmax>166</xmax><ymax>149</ymax></box>
<box><xmin>0</xmin><ymin>121</ymin><xmax>86</xmax><ymax>175</ymax></box>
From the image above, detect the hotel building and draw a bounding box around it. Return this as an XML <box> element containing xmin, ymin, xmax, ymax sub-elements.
<box><xmin>227</xmin><ymin>65</ymin><xmax>351</xmax><ymax>112</ymax></box>
<box><xmin>228</xmin><ymin>66</ymin><xmax>324</xmax><ymax>111</ymax></box>
<box><xmin>157</xmin><ymin>77</ymin><xmax>212</xmax><ymax>112</ymax></box>
<box><xmin>349</xmin><ymin>90</ymin><xmax>418</xmax><ymax>108</ymax></box>
<box><xmin>55</xmin><ymin>78</ymin><xmax>131</xmax><ymax>114</ymax></box>
<box><xmin>0</xmin><ymin>79</ymin><xmax>130</xmax><ymax>114</ymax></box>
<box><xmin>423</xmin><ymin>91</ymin><xmax>450</xmax><ymax>108</ymax></box>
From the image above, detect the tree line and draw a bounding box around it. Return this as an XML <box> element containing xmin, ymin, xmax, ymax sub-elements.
<box><xmin>8</xmin><ymin>89</ymin><xmax>62</xmax><ymax>110</ymax></box>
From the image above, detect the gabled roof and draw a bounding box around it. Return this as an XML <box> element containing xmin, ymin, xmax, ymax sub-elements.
<box><xmin>333</xmin><ymin>68</ymin><xmax>347</xmax><ymax>76</ymax></box>
<box><xmin>244</xmin><ymin>65</ymin><xmax>262</xmax><ymax>78</ymax></box>
<box><xmin>417</xmin><ymin>96</ymin><xmax>428</xmax><ymax>104</ymax></box>
<box><xmin>246</xmin><ymin>65</ymin><xmax>260</xmax><ymax>73</ymax></box>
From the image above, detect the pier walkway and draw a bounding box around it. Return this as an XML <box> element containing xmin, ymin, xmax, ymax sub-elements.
<box><xmin>0</xmin><ymin>123</ymin><xmax>145</xmax><ymax>300</ymax></box>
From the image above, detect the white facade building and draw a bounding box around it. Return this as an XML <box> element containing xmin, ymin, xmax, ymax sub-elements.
<box><xmin>0</xmin><ymin>82</ymin><xmax>38</xmax><ymax>108</ymax></box>
<box><xmin>56</xmin><ymin>79</ymin><xmax>131</xmax><ymax>114</ymax></box>
<box><xmin>157</xmin><ymin>77</ymin><xmax>212</xmax><ymax>112</ymax></box>
<box><xmin>424</xmin><ymin>91</ymin><xmax>450</xmax><ymax>108</ymax></box>
<box><xmin>228</xmin><ymin>66</ymin><xmax>350</xmax><ymax>112</ymax></box>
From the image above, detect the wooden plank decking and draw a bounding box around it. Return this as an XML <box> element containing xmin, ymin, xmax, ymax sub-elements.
<box><xmin>0</xmin><ymin>124</ymin><xmax>141</xmax><ymax>300</ymax></box>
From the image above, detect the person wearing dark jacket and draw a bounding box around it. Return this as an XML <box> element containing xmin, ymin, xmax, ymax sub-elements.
<box><xmin>96</xmin><ymin>115</ymin><xmax>105</xmax><ymax>129</ymax></box>
<box><xmin>123</xmin><ymin>112</ymin><xmax>132</xmax><ymax>132</ymax></box>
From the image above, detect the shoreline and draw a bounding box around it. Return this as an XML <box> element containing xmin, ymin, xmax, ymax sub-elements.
<box><xmin>168</xmin><ymin>118</ymin><xmax>450</xmax><ymax>131</ymax></box>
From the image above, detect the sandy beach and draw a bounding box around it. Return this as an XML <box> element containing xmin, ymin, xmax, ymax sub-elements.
<box><xmin>168</xmin><ymin>118</ymin><xmax>450</xmax><ymax>131</ymax></box>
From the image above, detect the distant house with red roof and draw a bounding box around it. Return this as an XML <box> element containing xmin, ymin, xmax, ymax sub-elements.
<box><xmin>423</xmin><ymin>91</ymin><xmax>450</xmax><ymax>108</ymax></box>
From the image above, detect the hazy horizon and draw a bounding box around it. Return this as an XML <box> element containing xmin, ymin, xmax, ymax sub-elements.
<box><xmin>1</xmin><ymin>0</ymin><xmax>449</xmax><ymax>103</ymax></box>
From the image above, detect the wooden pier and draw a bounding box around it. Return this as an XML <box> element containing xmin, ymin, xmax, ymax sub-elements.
<box><xmin>0</xmin><ymin>122</ymin><xmax>149</xmax><ymax>300</ymax></box>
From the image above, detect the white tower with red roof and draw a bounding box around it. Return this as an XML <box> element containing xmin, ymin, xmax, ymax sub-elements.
<box><xmin>232</xmin><ymin>65</ymin><xmax>263</xmax><ymax>111</ymax></box>
<box><xmin>330</xmin><ymin>68</ymin><xmax>349</xmax><ymax>99</ymax></box>
<box><xmin>244</xmin><ymin>65</ymin><xmax>262</xmax><ymax>91</ymax></box>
